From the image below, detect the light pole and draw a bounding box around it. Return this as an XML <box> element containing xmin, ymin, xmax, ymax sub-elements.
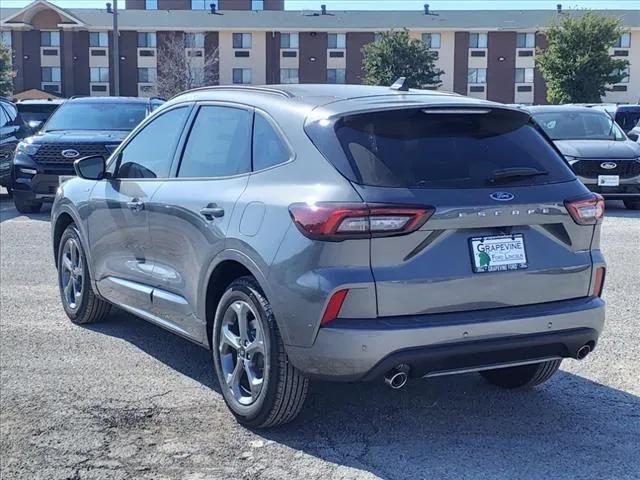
<box><xmin>107</xmin><ymin>0</ymin><xmax>120</xmax><ymax>96</ymax></box>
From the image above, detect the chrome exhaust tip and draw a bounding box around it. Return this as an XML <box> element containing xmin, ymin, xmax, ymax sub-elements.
<box><xmin>384</xmin><ymin>365</ymin><xmax>410</xmax><ymax>390</ymax></box>
<box><xmin>576</xmin><ymin>344</ymin><xmax>591</xmax><ymax>360</ymax></box>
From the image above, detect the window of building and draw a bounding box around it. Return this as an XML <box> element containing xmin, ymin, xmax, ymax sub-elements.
<box><xmin>468</xmin><ymin>68</ymin><xmax>487</xmax><ymax>84</ymax></box>
<box><xmin>280</xmin><ymin>33</ymin><xmax>299</xmax><ymax>49</ymax></box>
<box><xmin>1</xmin><ymin>30</ymin><xmax>12</xmax><ymax>48</ymax></box>
<box><xmin>232</xmin><ymin>33</ymin><xmax>252</xmax><ymax>49</ymax></box>
<box><xmin>280</xmin><ymin>68</ymin><xmax>299</xmax><ymax>84</ymax></box>
<box><xmin>138</xmin><ymin>67</ymin><xmax>157</xmax><ymax>83</ymax></box>
<box><xmin>89</xmin><ymin>32</ymin><xmax>108</xmax><ymax>48</ymax></box>
<box><xmin>614</xmin><ymin>33</ymin><xmax>631</xmax><ymax>48</ymax></box>
<box><xmin>422</xmin><ymin>33</ymin><xmax>441</xmax><ymax>49</ymax></box>
<box><xmin>145</xmin><ymin>0</ymin><xmax>158</xmax><ymax>9</ymax></box>
<box><xmin>41</xmin><ymin>67</ymin><xmax>61</xmax><ymax>82</ymax></box>
<box><xmin>469</xmin><ymin>33</ymin><xmax>487</xmax><ymax>49</ymax></box>
<box><xmin>40</xmin><ymin>31</ymin><xmax>60</xmax><ymax>47</ymax></box>
<box><xmin>178</xmin><ymin>106</ymin><xmax>252</xmax><ymax>178</ymax></box>
<box><xmin>516</xmin><ymin>33</ymin><xmax>535</xmax><ymax>48</ymax></box>
<box><xmin>191</xmin><ymin>0</ymin><xmax>208</xmax><ymax>9</ymax></box>
<box><xmin>232</xmin><ymin>68</ymin><xmax>252</xmax><ymax>84</ymax></box>
<box><xmin>185</xmin><ymin>33</ymin><xmax>205</xmax><ymax>48</ymax></box>
<box><xmin>137</xmin><ymin>32</ymin><xmax>157</xmax><ymax>48</ymax></box>
<box><xmin>515</xmin><ymin>68</ymin><xmax>534</xmax><ymax>83</ymax></box>
<box><xmin>90</xmin><ymin>67</ymin><xmax>109</xmax><ymax>83</ymax></box>
<box><xmin>117</xmin><ymin>107</ymin><xmax>189</xmax><ymax>179</ymax></box>
<box><xmin>327</xmin><ymin>68</ymin><xmax>346</xmax><ymax>84</ymax></box>
<box><xmin>252</xmin><ymin>0</ymin><xmax>264</xmax><ymax>10</ymax></box>
<box><xmin>328</xmin><ymin>33</ymin><xmax>346</xmax><ymax>49</ymax></box>
<box><xmin>253</xmin><ymin>114</ymin><xmax>290</xmax><ymax>171</ymax></box>
<box><xmin>615</xmin><ymin>67</ymin><xmax>630</xmax><ymax>83</ymax></box>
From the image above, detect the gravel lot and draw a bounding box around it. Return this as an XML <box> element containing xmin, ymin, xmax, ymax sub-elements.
<box><xmin>1</xmin><ymin>190</ymin><xmax>639</xmax><ymax>480</ymax></box>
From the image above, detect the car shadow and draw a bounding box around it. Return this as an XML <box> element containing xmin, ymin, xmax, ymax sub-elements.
<box><xmin>0</xmin><ymin>191</ymin><xmax>52</xmax><ymax>223</ymax></box>
<box><xmin>88</xmin><ymin>308</ymin><xmax>639</xmax><ymax>479</ymax></box>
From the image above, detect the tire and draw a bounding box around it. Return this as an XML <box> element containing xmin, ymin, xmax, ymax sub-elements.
<box><xmin>479</xmin><ymin>359</ymin><xmax>562</xmax><ymax>389</ymax></box>
<box><xmin>212</xmin><ymin>276</ymin><xmax>309</xmax><ymax>428</ymax></box>
<box><xmin>14</xmin><ymin>195</ymin><xmax>42</xmax><ymax>214</ymax></box>
<box><xmin>623</xmin><ymin>198</ymin><xmax>640</xmax><ymax>210</ymax></box>
<box><xmin>57</xmin><ymin>224</ymin><xmax>111</xmax><ymax>325</ymax></box>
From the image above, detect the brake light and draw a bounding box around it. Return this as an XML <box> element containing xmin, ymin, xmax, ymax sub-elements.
<box><xmin>592</xmin><ymin>267</ymin><xmax>606</xmax><ymax>297</ymax></box>
<box><xmin>321</xmin><ymin>289</ymin><xmax>349</xmax><ymax>326</ymax></box>
<box><xmin>565</xmin><ymin>194</ymin><xmax>605</xmax><ymax>225</ymax></box>
<box><xmin>288</xmin><ymin>203</ymin><xmax>434</xmax><ymax>241</ymax></box>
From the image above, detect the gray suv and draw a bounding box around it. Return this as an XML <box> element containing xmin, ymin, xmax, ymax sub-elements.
<box><xmin>51</xmin><ymin>85</ymin><xmax>606</xmax><ymax>428</ymax></box>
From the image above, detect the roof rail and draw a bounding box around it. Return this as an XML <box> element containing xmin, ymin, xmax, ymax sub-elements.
<box><xmin>169</xmin><ymin>85</ymin><xmax>293</xmax><ymax>101</ymax></box>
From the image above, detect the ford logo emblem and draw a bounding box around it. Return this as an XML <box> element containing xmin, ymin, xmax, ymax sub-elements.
<box><xmin>600</xmin><ymin>162</ymin><xmax>617</xmax><ymax>170</ymax></box>
<box><xmin>61</xmin><ymin>149</ymin><xmax>80</xmax><ymax>159</ymax></box>
<box><xmin>490</xmin><ymin>192</ymin><xmax>515</xmax><ymax>202</ymax></box>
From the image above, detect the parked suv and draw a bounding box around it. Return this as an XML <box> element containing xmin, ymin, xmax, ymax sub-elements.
<box><xmin>51</xmin><ymin>85</ymin><xmax>606</xmax><ymax>428</ymax></box>
<box><xmin>1</xmin><ymin>98</ymin><xmax>32</xmax><ymax>194</ymax></box>
<box><xmin>528</xmin><ymin>105</ymin><xmax>640</xmax><ymax>209</ymax></box>
<box><xmin>12</xmin><ymin>96</ymin><xmax>164</xmax><ymax>213</ymax></box>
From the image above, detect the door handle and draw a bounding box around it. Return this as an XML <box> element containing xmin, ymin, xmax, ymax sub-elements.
<box><xmin>127</xmin><ymin>198</ymin><xmax>144</xmax><ymax>212</ymax></box>
<box><xmin>200</xmin><ymin>204</ymin><xmax>225</xmax><ymax>220</ymax></box>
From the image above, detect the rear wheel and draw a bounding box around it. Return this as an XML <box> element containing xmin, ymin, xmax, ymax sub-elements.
<box><xmin>212</xmin><ymin>276</ymin><xmax>308</xmax><ymax>428</ymax></box>
<box><xmin>623</xmin><ymin>198</ymin><xmax>640</xmax><ymax>210</ymax></box>
<box><xmin>14</xmin><ymin>196</ymin><xmax>42</xmax><ymax>214</ymax></box>
<box><xmin>479</xmin><ymin>359</ymin><xmax>562</xmax><ymax>389</ymax></box>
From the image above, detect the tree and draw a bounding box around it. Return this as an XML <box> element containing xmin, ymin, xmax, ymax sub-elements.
<box><xmin>536</xmin><ymin>12</ymin><xmax>629</xmax><ymax>104</ymax></box>
<box><xmin>0</xmin><ymin>39</ymin><xmax>15</xmax><ymax>97</ymax></box>
<box><xmin>156</xmin><ymin>33</ymin><xmax>219</xmax><ymax>99</ymax></box>
<box><xmin>362</xmin><ymin>30</ymin><xmax>443</xmax><ymax>89</ymax></box>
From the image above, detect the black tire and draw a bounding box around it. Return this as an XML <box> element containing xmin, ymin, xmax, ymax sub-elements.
<box><xmin>479</xmin><ymin>359</ymin><xmax>562</xmax><ymax>389</ymax></box>
<box><xmin>623</xmin><ymin>198</ymin><xmax>640</xmax><ymax>210</ymax></box>
<box><xmin>57</xmin><ymin>224</ymin><xmax>111</xmax><ymax>325</ymax></box>
<box><xmin>14</xmin><ymin>195</ymin><xmax>42</xmax><ymax>214</ymax></box>
<box><xmin>212</xmin><ymin>276</ymin><xmax>309</xmax><ymax>428</ymax></box>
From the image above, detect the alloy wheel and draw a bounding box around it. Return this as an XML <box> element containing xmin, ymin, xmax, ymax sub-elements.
<box><xmin>60</xmin><ymin>238</ymin><xmax>84</xmax><ymax>310</ymax></box>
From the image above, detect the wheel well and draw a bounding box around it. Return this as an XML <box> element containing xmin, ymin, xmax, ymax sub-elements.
<box><xmin>52</xmin><ymin>213</ymin><xmax>75</xmax><ymax>265</ymax></box>
<box><xmin>205</xmin><ymin>260</ymin><xmax>253</xmax><ymax>348</ymax></box>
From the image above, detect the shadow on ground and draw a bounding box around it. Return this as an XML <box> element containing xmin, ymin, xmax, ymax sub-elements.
<box><xmin>0</xmin><ymin>192</ymin><xmax>51</xmax><ymax>223</ymax></box>
<box><xmin>88</xmin><ymin>307</ymin><xmax>640</xmax><ymax>480</ymax></box>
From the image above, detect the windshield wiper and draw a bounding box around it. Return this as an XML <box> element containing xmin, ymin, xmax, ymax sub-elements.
<box><xmin>487</xmin><ymin>167</ymin><xmax>549</xmax><ymax>184</ymax></box>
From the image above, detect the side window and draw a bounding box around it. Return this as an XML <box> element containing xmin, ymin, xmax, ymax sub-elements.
<box><xmin>0</xmin><ymin>107</ymin><xmax>9</xmax><ymax>129</ymax></box>
<box><xmin>117</xmin><ymin>106</ymin><xmax>189</xmax><ymax>179</ymax></box>
<box><xmin>252</xmin><ymin>114</ymin><xmax>290</xmax><ymax>171</ymax></box>
<box><xmin>178</xmin><ymin>105</ymin><xmax>252</xmax><ymax>178</ymax></box>
<box><xmin>3</xmin><ymin>103</ymin><xmax>18</xmax><ymax>124</ymax></box>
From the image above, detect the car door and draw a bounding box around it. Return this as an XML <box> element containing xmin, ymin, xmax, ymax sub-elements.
<box><xmin>87</xmin><ymin>105</ymin><xmax>192</xmax><ymax>310</ymax></box>
<box><xmin>145</xmin><ymin>103</ymin><xmax>253</xmax><ymax>341</ymax></box>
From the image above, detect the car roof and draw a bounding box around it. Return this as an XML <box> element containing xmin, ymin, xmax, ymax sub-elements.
<box><xmin>16</xmin><ymin>99</ymin><xmax>65</xmax><ymax>105</ymax></box>
<box><xmin>65</xmin><ymin>96</ymin><xmax>157</xmax><ymax>104</ymax></box>
<box><xmin>525</xmin><ymin>105</ymin><xmax>607</xmax><ymax>115</ymax></box>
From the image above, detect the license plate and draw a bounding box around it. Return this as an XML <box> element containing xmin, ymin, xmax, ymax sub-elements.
<box><xmin>598</xmin><ymin>175</ymin><xmax>619</xmax><ymax>187</ymax></box>
<box><xmin>59</xmin><ymin>175</ymin><xmax>75</xmax><ymax>184</ymax></box>
<box><xmin>469</xmin><ymin>234</ymin><xmax>528</xmax><ymax>273</ymax></box>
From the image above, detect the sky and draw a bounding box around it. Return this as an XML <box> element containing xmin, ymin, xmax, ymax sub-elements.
<box><xmin>1</xmin><ymin>0</ymin><xmax>638</xmax><ymax>9</ymax></box>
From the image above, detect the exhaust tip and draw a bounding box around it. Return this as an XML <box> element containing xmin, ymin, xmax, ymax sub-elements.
<box><xmin>576</xmin><ymin>344</ymin><xmax>591</xmax><ymax>360</ymax></box>
<box><xmin>384</xmin><ymin>365</ymin><xmax>410</xmax><ymax>390</ymax></box>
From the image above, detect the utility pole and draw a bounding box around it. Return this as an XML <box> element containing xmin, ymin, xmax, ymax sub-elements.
<box><xmin>112</xmin><ymin>0</ymin><xmax>120</xmax><ymax>96</ymax></box>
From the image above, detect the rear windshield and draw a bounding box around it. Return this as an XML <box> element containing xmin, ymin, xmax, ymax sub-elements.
<box><xmin>533</xmin><ymin>111</ymin><xmax>626</xmax><ymax>141</ymax></box>
<box><xmin>17</xmin><ymin>103</ymin><xmax>60</xmax><ymax>123</ymax></box>
<box><xmin>44</xmin><ymin>102</ymin><xmax>148</xmax><ymax>132</ymax></box>
<box><xmin>615</xmin><ymin>109</ymin><xmax>640</xmax><ymax>133</ymax></box>
<box><xmin>309</xmin><ymin>108</ymin><xmax>574</xmax><ymax>189</ymax></box>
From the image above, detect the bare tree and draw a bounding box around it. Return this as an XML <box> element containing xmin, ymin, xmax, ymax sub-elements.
<box><xmin>156</xmin><ymin>33</ymin><xmax>218</xmax><ymax>99</ymax></box>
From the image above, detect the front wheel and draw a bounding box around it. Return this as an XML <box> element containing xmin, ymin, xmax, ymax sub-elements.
<box><xmin>212</xmin><ymin>276</ymin><xmax>309</xmax><ymax>428</ymax></box>
<box><xmin>479</xmin><ymin>359</ymin><xmax>562</xmax><ymax>389</ymax></box>
<box><xmin>623</xmin><ymin>198</ymin><xmax>640</xmax><ymax>210</ymax></box>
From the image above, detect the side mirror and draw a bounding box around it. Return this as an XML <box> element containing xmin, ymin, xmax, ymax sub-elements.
<box><xmin>74</xmin><ymin>155</ymin><xmax>106</xmax><ymax>180</ymax></box>
<box><xmin>28</xmin><ymin>120</ymin><xmax>44</xmax><ymax>131</ymax></box>
<box><xmin>627</xmin><ymin>131</ymin><xmax>639</xmax><ymax>142</ymax></box>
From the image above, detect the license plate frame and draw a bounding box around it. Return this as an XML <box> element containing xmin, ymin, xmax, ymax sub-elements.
<box><xmin>598</xmin><ymin>175</ymin><xmax>619</xmax><ymax>187</ymax></box>
<box><xmin>469</xmin><ymin>234</ymin><xmax>528</xmax><ymax>273</ymax></box>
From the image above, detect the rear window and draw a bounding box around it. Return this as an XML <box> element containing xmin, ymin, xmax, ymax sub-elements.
<box><xmin>615</xmin><ymin>109</ymin><xmax>640</xmax><ymax>133</ymax></box>
<box><xmin>308</xmin><ymin>108</ymin><xmax>574</xmax><ymax>189</ymax></box>
<box><xmin>17</xmin><ymin>103</ymin><xmax>60</xmax><ymax>123</ymax></box>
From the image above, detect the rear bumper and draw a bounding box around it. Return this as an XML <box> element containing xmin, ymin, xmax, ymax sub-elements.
<box><xmin>286</xmin><ymin>297</ymin><xmax>605</xmax><ymax>381</ymax></box>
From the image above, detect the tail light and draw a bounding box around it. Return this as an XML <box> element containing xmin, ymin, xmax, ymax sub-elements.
<box><xmin>565</xmin><ymin>194</ymin><xmax>605</xmax><ymax>225</ymax></box>
<box><xmin>321</xmin><ymin>289</ymin><xmax>349</xmax><ymax>326</ymax></box>
<box><xmin>288</xmin><ymin>203</ymin><xmax>434</xmax><ymax>241</ymax></box>
<box><xmin>592</xmin><ymin>266</ymin><xmax>606</xmax><ymax>297</ymax></box>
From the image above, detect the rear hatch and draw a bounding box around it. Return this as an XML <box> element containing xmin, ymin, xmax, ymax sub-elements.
<box><xmin>307</xmin><ymin>105</ymin><xmax>598</xmax><ymax>317</ymax></box>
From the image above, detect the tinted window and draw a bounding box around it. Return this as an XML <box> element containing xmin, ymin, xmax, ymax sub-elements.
<box><xmin>252</xmin><ymin>114</ymin><xmax>290</xmax><ymax>171</ymax></box>
<box><xmin>45</xmin><ymin>102</ymin><xmax>148</xmax><ymax>131</ymax></box>
<box><xmin>534</xmin><ymin>111</ymin><xmax>625</xmax><ymax>141</ymax></box>
<box><xmin>615</xmin><ymin>110</ymin><xmax>640</xmax><ymax>133</ymax></box>
<box><xmin>178</xmin><ymin>106</ymin><xmax>252</xmax><ymax>178</ymax></box>
<box><xmin>117</xmin><ymin>107</ymin><xmax>189</xmax><ymax>179</ymax></box>
<box><xmin>310</xmin><ymin>108</ymin><xmax>574</xmax><ymax>189</ymax></box>
<box><xmin>17</xmin><ymin>103</ymin><xmax>60</xmax><ymax>123</ymax></box>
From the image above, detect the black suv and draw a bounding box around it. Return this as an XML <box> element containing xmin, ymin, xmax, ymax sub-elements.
<box><xmin>12</xmin><ymin>96</ymin><xmax>163</xmax><ymax>213</ymax></box>
<box><xmin>1</xmin><ymin>98</ymin><xmax>32</xmax><ymax>195</ymax></box>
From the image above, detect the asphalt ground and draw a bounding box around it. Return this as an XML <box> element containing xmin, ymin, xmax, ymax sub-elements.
<box><xmin>1</xmin><ymin>190</ymin><xmax>639</xmax><ymax>480</ymax></box>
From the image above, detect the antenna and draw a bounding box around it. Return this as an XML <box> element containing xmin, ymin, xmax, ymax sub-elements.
<box><xmin>390</xmin><ymin>77</ymin><xmax>410</xmax><ymax>92</ymax></box>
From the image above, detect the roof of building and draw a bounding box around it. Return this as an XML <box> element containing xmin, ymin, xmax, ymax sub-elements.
<box><xmin>2</xmin><ymin>5</ymin><xmax>639</xmax><ymax>30</ymax></box>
